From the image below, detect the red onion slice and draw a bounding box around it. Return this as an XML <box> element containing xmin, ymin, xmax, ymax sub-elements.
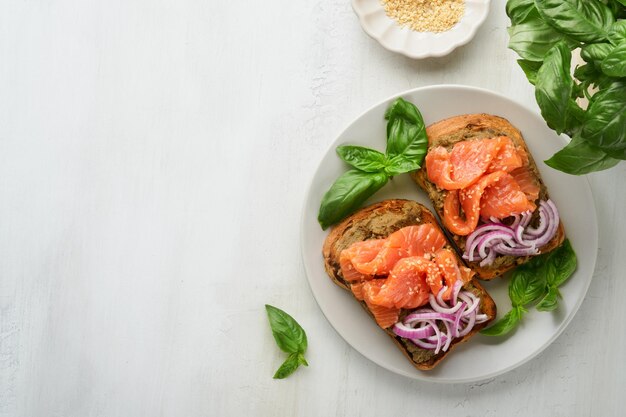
<box><xmin>493</xmin><ymin>242</ymin><xmax>539</xmax><ymax>256</ymax></box>
<box><xmin>453</xmin><ymin>301</ymin><xmax>467</xmax><ymax>337</ymax></box>
<box><xmin>393</xmin><ymin>322</ymin><xmax>436</xmax><ymax>339</ymax></box>
<box><xmin>429</xmin><ymin>293</ymin><xmax>463</xmax><ymax>314</ymax></box>
<box><xmin>479</xmin><ymin>249</ymin><xmax>496</xmax><ymax>267</ymax></box>
<box><xmin>404</xmin><ymin>312</ymin><xmax>456</xmax><ymax>322</ymax></box>
<box><xmin>457</xmin><ymin>309</ymin><xmax>477</xmax><ymax>337</ymax></box>
<box><xmin>463</xmin><ymin>200</ymin><xmax>560</xmax><ymax>265</ymax></box>
<box><xmin>451</xmin><ymin>280</ymin><xmax>463</xmax><ymax>305</ymax></box>
<box><xmin>393</xmin><ymin>289</ymin><xmax>487</xmax><ymax>353</ymax></box>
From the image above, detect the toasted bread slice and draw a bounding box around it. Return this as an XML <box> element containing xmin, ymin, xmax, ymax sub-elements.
<box><xmin>410</xmin><ymin>114</ymin><xmax>565</xmax><ymax>280</ymax></box>
<box><xmin>322</xmin><ymin>199</ymin><xmax>496</xmax><ymax>370</ymax></box>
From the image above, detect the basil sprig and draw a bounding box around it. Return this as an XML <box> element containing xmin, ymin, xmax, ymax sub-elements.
<box><xmin>481</xmin><ymin>239</ymin><xmax>577</xmax><ymax>336</ymax></box>
<box><xmin>506</xmin><ymin>0</ymin><xmax>625</xmax><ymax>174</ymax></box>
<box><xmin>265</xmin><ymin>305</ymin><xmax>308</xmax><ymax>379</ymax></box>
<box><xmin>318</xmin><ymin>98</ymin><xmax>428</xmax><ymax>229</ymax></box>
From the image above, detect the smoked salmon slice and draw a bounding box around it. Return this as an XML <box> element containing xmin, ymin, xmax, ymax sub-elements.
<box><xmin>443</xmin><ymin>171</ymin><xmax>536</xmax><ymax>235</ymax></box>
<box><xmin>364</xmin><ymin>257</ymin><xmax>435</xmax><ymax>309</ymax></box>
<box><xmin>479</xmin><ymin>173</ymin><xmax>536</xmax><ymax>219</ymax></box>
<box><xmin>429</xmin><ymin>249</ymin><xmax>462</xmax><ymax>300</ymax></box>
<box><xmin>509</xmin><ymin>166</ymin><xmax>540</xmax><ymax>201</ymax></box>
<box><xmin>339</xmin><ymin>224</ymin><xmax>447</xmax><ymax>280</ymax></box>
<box><xmin>359</xmin><ymin>279</ymin><xmax>400</xmax><ymax>329</ymax></box>
<box><xmin>425</xmin><ymin>138</ymin><xmax>500</xmax><ymax>190</ymax></box>
<box><xmin>339</xmin><ymin>239</ymin><xmax>386</xmax><ymax>282</ymax></box>
<box><xmin>428</xmin><ymin>136</ymin><xmax>539</xmax><ymax>235</ymax></box>
<box><xmin>338</xmin><ymin>224</ymin><xmax>471</xmax><ymax>329</ymax></box>
<box><xmin>487</xmin><ymin>136</ymin><xmax>525</xmax><ymax>173</ymax></box>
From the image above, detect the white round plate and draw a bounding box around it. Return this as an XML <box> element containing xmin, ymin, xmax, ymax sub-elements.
<box><xmin>300</xmin><ymin>85</ymin><xmax>598</xmax><ymax>383</ymax></box>
<box><xmin>352</xmin><ymin>0</ymin><xmax>490</xmax><ymax>58</ymax></box>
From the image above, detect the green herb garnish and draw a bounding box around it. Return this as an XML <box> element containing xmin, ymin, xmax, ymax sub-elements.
<box><xmin>317</xmin><ymin>97</ymin><xmax>428</xmax><ymax>229</ymax></box>
<box><xmin>506</xmin><ymin>0</ymin><xmax>626</xmax><ymax>174</ymax></box>
<box><xmin>481</xmin><ymin>239</ymin><xmax>578</xmax><ymax>336</ymax></box>
<box><xmin>265</xmin><ymin>304</ymin><xmax>308</xmax><ymax>379</ymax></box>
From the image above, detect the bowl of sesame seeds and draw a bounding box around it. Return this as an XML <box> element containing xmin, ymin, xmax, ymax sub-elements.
<box><xmin>352</xmin><ymin>0</ymin><xmax>490</xmax><ymax>58</ymax></box>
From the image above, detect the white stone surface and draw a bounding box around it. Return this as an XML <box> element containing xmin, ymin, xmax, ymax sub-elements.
<box><xmin>0</xmin><ymin>1</ymin><xmax>623</xmax><ymax>416</ymax></box>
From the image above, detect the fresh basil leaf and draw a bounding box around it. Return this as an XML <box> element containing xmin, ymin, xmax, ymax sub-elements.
<box><xmin>297</xmin><ymin>353</ymin><xmax>308</xmax><ymax>366</ymax></box>
<box><xmin>506</xmin><ymin>0</ymin><xmax>540</xmax><ymax>24</ymax></box>
<box><xmin>534</xmin><ymin>0</ymin><xmax>614</xmax><ymax>43</ymax></box>
<box><xmin>608</xmin><ymin>20</ymin><xmax>626</xmax><ymax>45</ymax></box>
<box><xmin>384</xmin><ymin>154</ymin><xmax>422</xmax><ymax>176</ymax></box>
<box><xmin>336</xmin><ymin>145</ymin><xmax>388</xmax><ymax>172</ymax></box>
<box><xmin>581</xmin><ymin>80</ymin><xmax>626</xmax><ymax>158</ymax></box>
<box><xmin>573</xmin><ymin>63</ymin><xmax>601</xmax><ymax>82</ymax></box>
<box><xmin>273</xmin><ymin>353</ymin><xmax>304</xmax><ymax>379</ymax></box>
<box><xmin>480</xmin><ymin>307</ymin><xmax>523</xmax><ymax>336</ymax></box>
<box><xmin>524</xmin><ymin>252</ymin><xmax>549</xmax><ymax>271</ymax></box>
<box><xmin>545</xmin><ymin>134</ymin><xmax>621</xmax><ymax>174</ymax></box>
<box><xmin>265</xmin><ymin>305</ymin><xmax>308</xmax><ymax>354</ymax></box>
<box><xmin>509</xmin><ymin>264</ymin><xmax>546</xmax><ymax>306</ymax></box>
<box><xmin>600</xmin><ymin>42</ymin><xmax>626</xmax><ymax>77</ymax></box>
<box><xmin>535</xmin><ymin>41</ymin><xmax>573</xmax><ymax>135</ymax></box>
<box><xmin>517</xmin><ymin>59</ymin><xmax>543</xmax><ymax>85</ymax></box>
<box><xmin>580</xmin><ymin>43</ymin><xmax>613</xmax><ymax>63</ymax></box>
<box><xmin>608</xmin><ymin>0</ymin><xmax>626</xmax><ymax>12</ymax></box>
<box><xmin>508</xmin><ymin>21</ymin><xmax>574</xmax><ymax>61</ymax></box>
<box><xmin>536</xmin><ymin>286</ymin><xmax>560</xmax><ymax>311</ymax></box>
<box><xmin>318</xmin><ymin>170</ymin><xmax>388</xmax><ymax>229</ymax></box>
<box><xmin>565</xmin><ymin>100</ymin><xmax>586</xmax><ymax>136</ymax></box>
<box><xmin>384</xmin><ymin>98</ymin><xmax>428</xmax><ymax>166</ymax></box>
<box><xmin>547</xmin><ymin>239</ymin><xmax>577</xmax><ymax>287</ymax></box>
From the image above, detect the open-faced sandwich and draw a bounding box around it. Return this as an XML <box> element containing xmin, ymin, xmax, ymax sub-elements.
<box><xmin>411</xmin><ymin>114</ymin><xmax>565</xmax><ymax>280</ymax></box>
<box><xmin>322</xmin><ymin>199</ymin><xmax>496</xmax><ymax>370</ymax></box>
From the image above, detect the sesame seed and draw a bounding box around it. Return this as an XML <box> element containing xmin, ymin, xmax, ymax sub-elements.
<box><xmin>381</xmin><ymin>0</ymin><xmax>465</xmax><ymax>33</ymax></box>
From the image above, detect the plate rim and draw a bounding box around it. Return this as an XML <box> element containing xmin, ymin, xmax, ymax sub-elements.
<box><xmin>300</xmin><ymin>84</ymin><xmax>598</xmax><ymax>383</ymax></box>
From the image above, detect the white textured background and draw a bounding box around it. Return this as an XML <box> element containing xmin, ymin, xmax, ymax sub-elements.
<box><xmin>0</xmin><ymin>1</ymin><xmax>624</xmax><ymax>416</ymax></box>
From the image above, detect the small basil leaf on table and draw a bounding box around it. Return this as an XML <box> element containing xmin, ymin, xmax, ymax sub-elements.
<box><xmin>506</xmin><ymin>0</ymin><xmax>540</xmax><ymax>25</ymax></box>
<box><xmin>600</xmin><ymin>42</ymin><xmax>626</xmax><ymax>77</ymax></box>
<box><xmin>545</xmin><ymin>135</ymin><xmax>620</xmax><ymax>174</ymax></box>
<box><xmin>508</xmin><ymin>264</ymin><xmax>546</xmax><ymax>307</ymax></box>
<box><xmin>265</xmin><ymin>305</ymin><xmax>308</xmax><ymax>354</ymax></box>
<box><xmin>536</xmin><ymin>286</ymin><xmax>560</xmax><ymax>312</ymax></box>
<box><xmin>318</xmin><ymin>170</ymin><xmax>388</xmax><ymax>230</ymax></box>
<box><xmin>580</xmin><ymin>80</ymin><xmax>626</xmax><ymax>158</ymax></box>
<box><xmin>546</xmin><ymin>239</ymin><xmax>577</xmax><ymax>287</ymax></box>
<box><xmin>480</xmin><ymin>307</ymin><xmax>524</xmax><ymax>336</ymax></box>
<box><xmin>534</xmin><ymin>0</ymin><xmax>614</xmax><ymax>43</ymax></box>
<box><xmin>336</xmin><ymin>145</ymin><xmax>388</xmax><ymax>172</ymax></box>
<box><xmin>534</xmin><ymin>41</ymin><xmax>573</xmax><ymax>135</ymax></box>
<box><xmin>265</xmin><ymin>305</ymin><xmax>309</xmax><ymax>379</ymax></box>
<box><xmin>384</xmin><ymin>97</ymin><xmax>428</xmax><ymax>164</ymax></box>
<box><xmin>507</xmin><ymin>20</ymin><xmax>572</xmax><ymax>62</ymax></box>
<box><xmin>273</xmin><ymin>353</ymin><xmax>307</xmax><ymax>379</ymax></box>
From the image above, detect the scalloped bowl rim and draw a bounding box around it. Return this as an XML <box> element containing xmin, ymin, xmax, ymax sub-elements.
<box><xmin>351</xmin><ymin>0</ymin><xmax>491</xmax><ymax>58</ymax></box>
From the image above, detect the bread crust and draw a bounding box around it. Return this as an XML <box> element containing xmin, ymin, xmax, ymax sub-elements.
<box><xmin>410</xmin><ymin>114</ymin><xmax>566</xmax><ymax>280</ymax></box>
<box><xmin>322</xmin><ymin>199</ymin><xmax>497</xmax><ymax>371</ymax></box>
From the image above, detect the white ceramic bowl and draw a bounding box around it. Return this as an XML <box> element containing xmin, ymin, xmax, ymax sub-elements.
<box><xmin>352</xmin><ymin>0</ymin><xmax>491</xmax><ymax>58</ymax></box>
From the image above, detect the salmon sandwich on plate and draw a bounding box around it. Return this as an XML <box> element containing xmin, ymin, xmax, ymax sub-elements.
<box><xmin>316</xmin><ymin>96</ymin><xmax>571</xmax><ymax>373</ymax></box>
<box><xmin>412</xmin><ymin>114</ymin><xmax>565</xmax><ymax>279</ymax></box>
